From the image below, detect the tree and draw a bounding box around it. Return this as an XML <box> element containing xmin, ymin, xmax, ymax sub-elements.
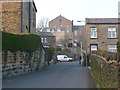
<box><xmin>37</xmin><ymin>17</ymin><xmax>49</xmax><ymax>32</ymax></box>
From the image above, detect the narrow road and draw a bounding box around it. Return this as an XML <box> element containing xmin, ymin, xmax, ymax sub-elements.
<box><xmin>2</xmin><ymin>61</ymin><xmax>97</xmax><ymax>88</ymax></box>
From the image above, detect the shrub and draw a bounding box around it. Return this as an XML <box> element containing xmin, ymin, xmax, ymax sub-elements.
<box><xmin>2</xmin><ymin>31</ymin><xmax>41</xmax><ymax>52</ymax></box>
<box><xmin>117</xmin><ymin>41</ymin><xmax>120</xmax><ymax>52</ymax></box>
<box><xmin>45</xmin><ymin>47</ymin><xmax>55</xmax><ymax>61</ymax></box>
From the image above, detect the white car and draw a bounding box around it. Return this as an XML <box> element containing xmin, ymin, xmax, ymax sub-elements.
<box><xmin>57</xmin><ymin>55</ymin><xmax>73</xmax><ymax>62</ymax></box>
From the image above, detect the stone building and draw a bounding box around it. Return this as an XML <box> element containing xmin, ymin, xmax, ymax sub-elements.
<box><xmin>37</xmin><ymin>31</ymin><xmax>56</xmax><ymax>48</ymax></box>
<box><xmin>49</xmin><ymin>15</ymin><xmax>73</xmax><ymax>45</ymax></box>
<box><xmin>72</xmin><ymin>25</ymin><xmax>85</xmax><ymax>48</ymax></box>
<box><xmin>0</xmin><ymin>0</ymin><xmax>37</xmax><ymax>34</ymax></box>
<box><xmin>85</xmin><ymin>18</ymin><xmax>119</xmax><ymax>53</ymax></box>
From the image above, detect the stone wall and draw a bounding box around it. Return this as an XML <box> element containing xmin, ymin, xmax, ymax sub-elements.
<box><xmin>2</xmin><ymin>48</ymin><xmax>46</xmax><ymax>78</ymax></box>
<box><xmin>90</xmin><ymin>51</ymin><xmax>120</xmax><ymax>88</ymax></box>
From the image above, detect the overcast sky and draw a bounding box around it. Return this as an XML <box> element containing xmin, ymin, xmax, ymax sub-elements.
<box><xmin>34</xmin><ymin>0</ymin><xmax>120</xmax><ymax>26</ymax></box>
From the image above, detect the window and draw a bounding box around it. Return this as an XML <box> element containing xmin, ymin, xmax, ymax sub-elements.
<box><xmin>44</xmin><ymin>38</ymin><xmax>47</xmax><ymax>42</ymax></box>
<box><xmin>57</xmin><ymin>28</ymin><xmax>61</xmax><ymax>32</ymax></box>
<box><xmin>90</xmin><ymin>28</ymin><xmax>97</xmax><ymax>38</ymax></box>
<box><xmin>41</xmin><ymin>38</ymin><xmax>44</xmax><ymax>43</ymax></box>
<box><xmin>47</xmin><ymin>29</ymin><xmax>50</xmax><ymax>32</ymax></box>
<box><xmin>90</xmin><ymin>44</ymin><xmax>98</xmax><ymax>51</ymax></box>
<box><xmin>108</xmin><ymin>45</ymin><xmax>117</xmax><ymax>52</ymax></box>
<box><xmin>67</xmin><ymin>30</ymin><xmax>69</xmax><ymax>33</ymax></box>
<box><xmin>41</xmin><ymin>38</ymin><xmax>47</xmax><ymax>43</ymax></box>
<box><xmin>26</xmin><ymin>25</ymin><xmax>28</xmax><ymax>30</ymax></box>
<box><xmin>52</xmin><ymin>29</ymin><xmax>54</xmax><ymax>32</ymax></box>
<box><xmin>108</xmin><ymin>28</ymin><xmax>116</xmax><ymax>38</ymax></box>
<box><xmin>74</xmin><ymin>31</ymin><xmax>77</xmax><ymax>35</ymax></box>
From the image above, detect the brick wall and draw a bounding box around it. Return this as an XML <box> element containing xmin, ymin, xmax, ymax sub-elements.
<box><xmin>1</xmin><ymin>1</ymin><xmax>21</xmax><ymax>33</ymax></box>
<box><xmin>1</xmin><ymin>1</ymin><xmax>37</xmax><ymax>34</ymax></box>
<box><xmin>90</xmin><ymin>51</ymin><xmax>120</xmax><ymax>88</ymax></box>
<box><xmin>2</xmin><ymin>48</ymin><xmax>46</xmax><ymax>78</ymax></box>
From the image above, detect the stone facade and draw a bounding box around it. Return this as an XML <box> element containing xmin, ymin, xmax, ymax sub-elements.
<box><xmin>0</xmin><ymin>0</ymin><xmax>37</xmax><ymax>34</ymax></box>
<box><xmin>37</xmin><ymin>32</ymin><xmax>56</xmax><ymax>48</ymax></box>
<box><xmin>30</xmin><ymin>1</ymin><xmax>37</xmax><ymax>34</ymax></box>
<box><xmin>49</xmin><ymin>15</ymin><xmax>72</xmax><ymax>33</ymax></box>
<box><xmin>2</xmin><ymin>48</ymin><xmax>46</xmax><ymax>78</ymax></box>
<box><xmin>49</xmin><ymin>15</ymin><xmax>73</xmax><ymax>45</ymax></box>
<box><xmin>72</xmin><ymin>25</ymin><xmax>86</xmax><ymax>49</ymax></box>
<box><xmin>85</xmin><ymin>18</ymin><xmax>119</xmax><ymax>53</ymax></box>
<box><xmin>21</xmin><ymin>0</ymin><xmax>37</xmax><ymax>34</ymax></box>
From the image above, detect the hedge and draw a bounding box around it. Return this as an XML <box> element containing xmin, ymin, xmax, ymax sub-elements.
<box><xmin>2</xmin><ymin>31</ymin><xmax>41</xmax><ymax>52</ymax></box>
<box><xmin>117</xmin><ymin>41</ymin><xmax>120</xmax><ymax>52</ymax></box>
<box><xmin>45</xmin><ymin>47</ymin><xmax>55</xmax><ymax>61</ymax></box>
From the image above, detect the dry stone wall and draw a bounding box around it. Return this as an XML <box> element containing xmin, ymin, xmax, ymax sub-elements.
<box><xmin>2</xmin><ymin>48</ymin><xmax>46</xmax><ymax>78</ymax></box>
<box><xmin>90</xmin><ymin>51</ymin><xmax>119</xmax><ymax>89</ymax></box>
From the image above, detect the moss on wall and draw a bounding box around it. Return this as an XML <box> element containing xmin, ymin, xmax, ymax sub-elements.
<box><xmin>2</xmin><ymin>31</ymin><xmax>41</xmax><ymax>52</ymax></box>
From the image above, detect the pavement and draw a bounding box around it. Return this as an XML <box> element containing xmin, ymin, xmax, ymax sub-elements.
<box><xmin>2</xmin><ymin>61</ymin><xmax>97</xmax><ymax>88</ymax></box>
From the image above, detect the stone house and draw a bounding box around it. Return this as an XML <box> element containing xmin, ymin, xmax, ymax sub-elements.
<box><xmin>72</xmin><ymin>25</ymin><xmax>85</xmax><ymax>48</ymax></box>
<box><xmin>49</xmin><ymin>15</ymin><xmax>73</xmax><ymax>46</ymax></box>
<box><xmin>0</xmin><ymin>0</ymin><xmax>37</xmax><ymax>34</ymax></box>
<box><xmin>71</xmin><ymin>25</ymin><xmax>85</xmax><ymax>58</ymax></box>
<box><xmin>85</xmin><ymin>18</ymin><xmax>119</xmax><ymax>53</ymax></box>
<box><xmin>37</xmin><ymin>31</ymin><xmax>56</xmax><ymax>48</ymax></box>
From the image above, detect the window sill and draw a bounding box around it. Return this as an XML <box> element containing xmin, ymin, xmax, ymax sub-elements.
<box><xmin>90</xmin><ymin>38</ymin><xmax>98</xmax><ymax>39</ymax></box>
<box><xmin>107</xmin><ymin>38</ymin><xmax>117</xmax><ymax>39</ymax></box>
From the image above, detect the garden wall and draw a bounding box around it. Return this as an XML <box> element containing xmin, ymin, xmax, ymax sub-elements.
<box><xmin>90</xmin><ymin>51</ymin><xmax>120</xmax><ymax>89</ymax></box>
<box><xmin>2</xmin><ymin>48</ymin><xmax>46</xmax><ymax>78</ymax></box>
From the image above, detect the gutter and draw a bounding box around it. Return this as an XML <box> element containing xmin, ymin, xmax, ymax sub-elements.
<box><xmin>21</xmin><ymin>0</ymin><xmax>23</xmax><ymax>33</ymax></box>
<box><xmin>28</xmin><ymin>1</ymin><xmax>31</xmax><ymax>33</ymax></box>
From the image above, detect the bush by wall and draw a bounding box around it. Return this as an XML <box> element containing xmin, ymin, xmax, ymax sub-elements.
<box><xmin>45</xmin><ymin>47</ymin><xmax>55</xmax><ymax>61</ymax></box>
<box><xmin>90</xmin><ymin>51</ymin><xmax>119</xmax><ymax>89</ymax></box>
<box><xmin>92</xmin><ymin>50</ymin><xmax>117</xmax><ymax>61</ymax></box>
<box><xmin>117</xmin><ymin>41</ymin><xmax>120</xmax><ymax>52</ymax></box>
<box><xmin>2</xmin><ymin>31</ymin><xmax>41</xmax><ymax>52</ymax></box>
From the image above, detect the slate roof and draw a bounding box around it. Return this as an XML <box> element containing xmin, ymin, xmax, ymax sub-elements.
<box><xmin>39</xmin><ymin>26</ymin><xmax>69</xmax><ymax>32</ymax></box>
<box><xmin>72</xmin><ymin>25</ymin><xmax>85</xmax><ymax>31</ymax></box>
<box><xmin>49</xmin><ymin>15</ymin><xmax>72</xmax><ymax>23</ymax></box>
<box><xmin>37</xmin><ymin>32</ymin><xmax>55</xmax><ymax>37</ymax></box>
<box><xmin>86</xmin><ymin>18</ymin><xmax>119</xmax><ymax>24</ymax></box>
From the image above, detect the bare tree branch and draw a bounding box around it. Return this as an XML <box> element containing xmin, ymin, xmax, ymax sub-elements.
<box><xmin>37</xmin><ymin>17</ymin><xmax>49</xmax><ymax>31</ymax></box>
